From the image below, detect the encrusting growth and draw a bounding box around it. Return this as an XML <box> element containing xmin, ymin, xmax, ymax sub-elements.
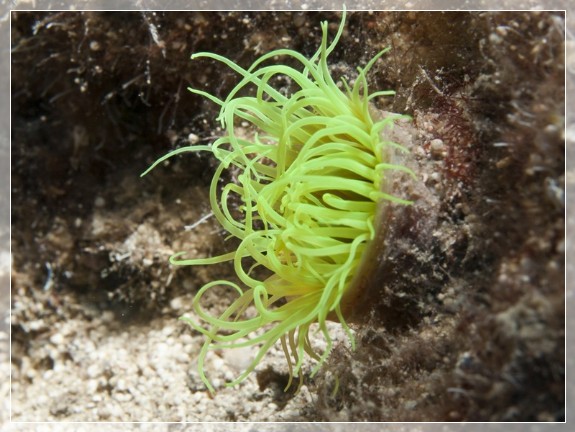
<box><xmin>142</xmin><ymin>9</ymin><xmax>414</xmax><ymax>393</ymax></box>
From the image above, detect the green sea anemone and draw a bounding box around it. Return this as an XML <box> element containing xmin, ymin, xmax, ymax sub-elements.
<box><xmin>143</xmin><ymin>9</ymin><xmax>414</xmax><ymax>393</ymax></box>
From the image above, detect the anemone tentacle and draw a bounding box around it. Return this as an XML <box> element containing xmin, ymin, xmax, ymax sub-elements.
<box><xmin>143</xmin><ymin>8</ymin><xmax>414</xmax><ymax>394</ymax></box>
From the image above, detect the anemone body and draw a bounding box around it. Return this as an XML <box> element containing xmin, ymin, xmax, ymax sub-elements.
<box><xmin>143</xmin><ymin>10</ymin><xmax>412</xmax><ymax>393</ymax></box>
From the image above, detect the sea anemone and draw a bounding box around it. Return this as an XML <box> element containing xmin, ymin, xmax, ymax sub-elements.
<box><xmin>143</xmin><ymin>9</ymin><xmax>414</xmax><ymax>393</ymax></box>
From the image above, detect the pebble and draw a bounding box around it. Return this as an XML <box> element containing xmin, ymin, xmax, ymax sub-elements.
<box><xmin>97</xmin><ymin>406</ymin><xmax>111</xmax><ymax>419</ymax></box>
<box><xmin>87</xmin><ymin>363</ymin><xmax>102</xmax><ymax>379</ymax></box>
<box><xmin>89</xmin><ymin>40</ymin><xmax>101</xmax><ymax>51</ymax></box>
<box><xmin>116</xmin><ymin>378</ymin><xmax>127</xmax><ymax>391</ymax></box>
<box><xmin>170</xmin><ymin>296</ymin><xmax>184</xmax><ymax>310</ymax></box>
<box><xmin>430</xmin><ymin>139</ymin><xmax>445</xmax><ymax>158</ymax></box>
<box><xmin>113</xmin><ymin>391</ymin><xmax>133</xmax><ymax>402</ymax></box>
<box><xmin>188</xmin><ymin>133</ymin><xmax>199</xmax><ymax>144</ymax></box>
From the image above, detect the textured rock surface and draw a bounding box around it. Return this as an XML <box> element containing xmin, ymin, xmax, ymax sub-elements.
<box><xmin>8</xmin><ymin>8</ymin><xmax>566</xmax><ymax>423</ymax></box>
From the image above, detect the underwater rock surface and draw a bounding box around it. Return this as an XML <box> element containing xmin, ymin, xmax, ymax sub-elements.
<box><xmin>9</xmin><ymin>9</ymin><xmax>565</xmax><ymax>422</ymax></box>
